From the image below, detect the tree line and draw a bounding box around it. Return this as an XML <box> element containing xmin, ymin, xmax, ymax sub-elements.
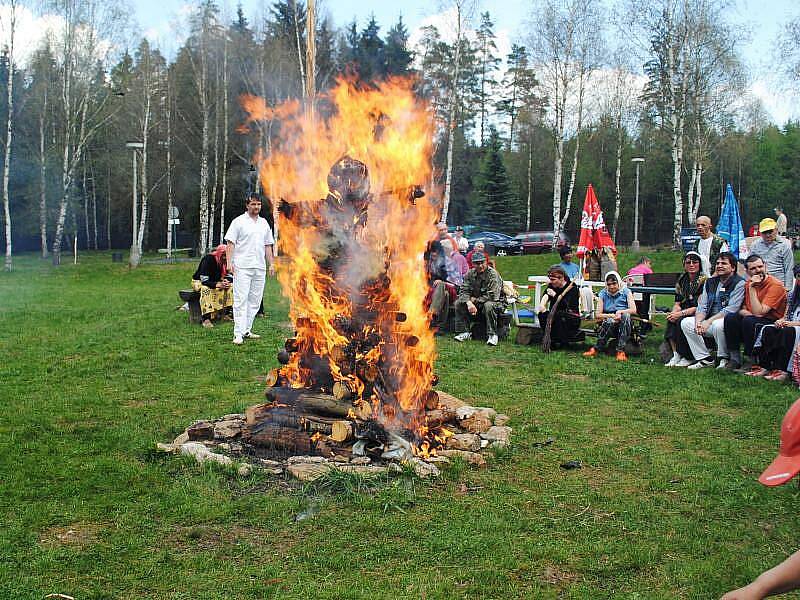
<box><xmin>0</xmin><ymin>0</ymin><xmax>798</xmax><ymax>270</ymax></box>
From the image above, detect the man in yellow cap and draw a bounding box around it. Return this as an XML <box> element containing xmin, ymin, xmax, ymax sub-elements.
<box><xmin>749</xmin><ymin>217</ymin><xmax>794</xmax><ymax>289</ymax></box>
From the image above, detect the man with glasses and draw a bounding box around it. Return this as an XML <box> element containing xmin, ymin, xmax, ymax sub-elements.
<box><xmin>692</xmin><ymin>215</ymin><xmax>728</xmax><ymax>276</ymax></box>
<box><xmin>680</xmin><ymin>252</ymin><xmax>745</xmax><ymax>369</ymax></box>
<box><xmin>750</xmin><ymin>217</ymin><xmax>795</xmax><ymax>289</ymax></box>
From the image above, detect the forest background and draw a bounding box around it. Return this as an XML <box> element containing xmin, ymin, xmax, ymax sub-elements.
<box><xmin>0</xmin><ymin>0</ymin><xmax>799</xmax><ymax>270</ymax></box>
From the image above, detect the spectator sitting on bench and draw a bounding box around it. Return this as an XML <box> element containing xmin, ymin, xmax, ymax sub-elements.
<box><xmin>664</xmin><ymin>251</ymin><xmax>706</xmax><ymax>367</ymax></box>
<box><xmin>425</xmin><ymin>240</ymin><xmax>449</xmax><ymax>332</ymax></box>
<box><xmin>727</xmin><ymin>254</ymin><xmax>788</xmax><ymax>375</ymax></box>
<box><xmin>538</xmin><ymin>265</ymin><xmax>580</xmax><ymax>349</ymax></box>
<box><xmin>750</xmin><ymin>265</ymin><xmax>800</xmax><ymax>382</ymax></box>
<box><xmin>192</xmin><ymin>244</ymin><xmax>233</xmax><ymax>328</ymax></box>
<box><xmin>679</xmin><ymin>252</ymin><xmax>744</xmax><ymax>369</ymax></box>
<box><xmin>583</xmin><ymin>271</ymin><xmax>637</xmax><ymax>361</ymax></box>
<box><xmin>453</xmin><ymin>251</ymin><xmax>504</xmax><ymax>346</ymax></box>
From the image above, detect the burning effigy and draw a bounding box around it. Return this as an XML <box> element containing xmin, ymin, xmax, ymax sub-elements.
<box><xmin>161</xmin><ymin>78</ymin><xmax>511</xmax><ymax>480</ymax></box>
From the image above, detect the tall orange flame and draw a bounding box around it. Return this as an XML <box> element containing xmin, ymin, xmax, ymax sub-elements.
<box><xmin>242</xmin><ymin>76</ymin><xmax>439</xmax><ymax>438</ymax></box>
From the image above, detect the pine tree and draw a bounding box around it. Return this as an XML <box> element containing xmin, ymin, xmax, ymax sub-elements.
<box><xmin>495</xmin><ymin>44</ymin><xmax>541</xmax><ymax>149</ymax></box>
<box><xmin>357</xmin><ymin>15</ymin><xmax>385</xmax><ymax>82</ymax></box>
<box><xmin>475</xmin><ymin>12</ymin><xmax>500</xmax><ymax>146</ymax></box>
<box><xmin>475</xmin><ymin>127</ymin><xmax>518</xmax><ymax>233</ymax></box>
<box><xmin>384</xmin><ymin>16</ymin><xmax>412</xmax><ymax>77</ymax></box>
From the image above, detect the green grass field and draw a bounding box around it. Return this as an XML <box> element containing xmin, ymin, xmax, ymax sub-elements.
<box><xmin>1</xmin><ymin>250</ymin><xmax>799</xmax><ymax>599</ymax></box>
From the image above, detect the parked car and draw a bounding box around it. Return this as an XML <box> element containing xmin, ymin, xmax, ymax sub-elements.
<box><xmin>466</xmin><ymin>232</ymin><xmax>524</xmax><ymax>256</ymax></box>
<box><xmin>448</xmin><ymin>224</ymin><xmax>480</xmax><ymax>237</ymax></box>
<box><xmin>680</xmin><ymin>226</ymin><xmax>700</xmax><ymax>252</ymax></box>
<box><xmin>513</xmin><ymin>231</ymin><xmax>570</xmax><ymax>254</ymax></box>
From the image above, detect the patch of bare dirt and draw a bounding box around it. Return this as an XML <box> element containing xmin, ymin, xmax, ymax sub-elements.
<box><xmin>542</xmin><ymin>564</ymin><xmax>579</xmax><ymax>587</ymax></box>
<box><xmin>39</xmin><ymin>523</ymin><xmax>103</xmax><ymax>548</ymax></box>
<box><xmin>166</xmin><ymin>525</ymin><xmax>298</xmax><ymax>553</ymax></box>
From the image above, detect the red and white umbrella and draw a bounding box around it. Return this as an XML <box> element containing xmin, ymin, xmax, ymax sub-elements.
<box><xmin>575</xmin><ymin>184</ymin><xmax>616</xmax><ymax>281</ymax></box>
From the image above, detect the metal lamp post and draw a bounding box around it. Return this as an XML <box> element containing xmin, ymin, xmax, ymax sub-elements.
<box><xmin>126</xmin><ymin>141</ymin><xmax>144</xmax><ymax>267</ymax></box>
<box><xmin>631</xmin><ymin>157</ymin><xmax>645</xmax><ymax>252</ymax></box>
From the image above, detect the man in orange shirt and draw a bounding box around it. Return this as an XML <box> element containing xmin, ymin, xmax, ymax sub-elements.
<box><xmin>724</xmin><ymin>254</ymin><xmax>788</xmax><ymax>372</ymax></box>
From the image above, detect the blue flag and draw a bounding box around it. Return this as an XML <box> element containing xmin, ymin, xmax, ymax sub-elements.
<box><xmin>717</xmin><ymin>184</ymin><xmax>747</xmax><ymax>259</ymax></box>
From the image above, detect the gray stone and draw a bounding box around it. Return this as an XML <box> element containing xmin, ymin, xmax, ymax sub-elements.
<box><xmin>335</xmin><ymin>464</ymin><xmax>389</xmax><ymax>476</ymax></box>
<box><xmin>481</xmin><ymin>426</ymin><xmax>512</xmax><ymax>445</ymax></box>
<box><xmin>446</xmin><ymin>433</ymin><xmax>481</xmax><ymax>452</ymax></box>
<box><xmin>287</xmin><ymin>462</ymin><xmax>332</xmax><ymax>481</ymax></box>
<box><xmin>287</xmin><ymin>455</ymin><xmax>328</xmax><ymax>464</ymax></box>
<box><xmin>494</xmin><ymin>414</ymin><xmax>510</xmax><ymax>426</ymax></box>
<box><xmin>350</xmin><ymin>456</ymin><xmax>371</xmax><ymax>465</ymax></box>
<box><xmin>172</xmin><ymin>432</ymin><xmax>189</xmax><ymax>446</ymax></box>
<box><xmin>237</xmin><ymin>463</ymin><xmax>253</xmax><ymax>476</ymax></box>
<box><xmin>156</xmin><ymin>442</ymin><xmax>179</xmax><ymax>453</ymax></box>
<box><xmin>214</xmin><ymin>419</ymin><xmax>243</xmax><ymax>440</ymax></box>
<box><xmin>259</xmin><ymin>458</ymin><xmax>283</xmax><ymax>468</ymax></box>
<box><xmin>180</xmin><ymin>442</ymin><xmax>233</xmax><ymax>466</ymax></box>
<box><xmin>404</xmin><ymin>457</ymin><xmax>440</xmax><ymax>478</ymax></box>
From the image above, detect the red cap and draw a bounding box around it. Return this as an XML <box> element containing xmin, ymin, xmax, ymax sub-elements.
<box><xmin>759</xmin><ymin>399</ymin><xmax>800</xmax><ymax>486</ymax></box>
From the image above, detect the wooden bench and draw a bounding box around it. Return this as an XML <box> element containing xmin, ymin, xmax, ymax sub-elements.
<box><xmin>178</xmin><ymin>289</ymin><xmax>202</xmax><ymax>324</ymax></box>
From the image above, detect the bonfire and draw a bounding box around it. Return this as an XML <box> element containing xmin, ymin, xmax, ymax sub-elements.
<box><xmin>162</xmin><ymin>78</ymin><xmax>511</xmax><ymax>481</ymax></box>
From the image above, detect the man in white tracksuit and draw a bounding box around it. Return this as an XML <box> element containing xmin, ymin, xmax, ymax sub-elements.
<box><xmin>224</xmin><ymin>194</ymin><xmax>275</xmax><ymax>345</ymax></box>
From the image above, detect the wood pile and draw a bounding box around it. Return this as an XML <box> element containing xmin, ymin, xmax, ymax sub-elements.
<box><xmin>159</xmin><ymin>389</ymin><xmax>512</xmax><ymax>482</ymax></box>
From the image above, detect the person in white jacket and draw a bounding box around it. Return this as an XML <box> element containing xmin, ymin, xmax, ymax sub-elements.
<box><xmin>225</xmin><ymin>193</ymin><xmax>275</xmax><ymax>345</ymax></box>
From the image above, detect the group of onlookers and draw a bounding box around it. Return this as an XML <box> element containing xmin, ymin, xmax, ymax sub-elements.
<box><xmin>532</xmin><ymin>214</ymin><xmax>799</xmax><ymax>380</ymax></box>
<box><xmin>426</xmin><ymin>224</ymin><xmax>506</xmax><ymax>345</ymax></box>
<box><xmin>662</xmin><ymin>217</ymin><xmax>797</xmax><ymax>384</ymax></box>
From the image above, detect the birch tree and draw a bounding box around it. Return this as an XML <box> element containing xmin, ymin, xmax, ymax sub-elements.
<box><xmin>439</xmin><ymin>0</ymin><xmax>476</xmax><ymax>225</ymax></box>
<box><xmin>528</xmin><ymin>0</ymin><xmax>602</xmax><ymax>248</ymax></box>
<box><xmin>48</xmin><ymin>0</ymin><xmax>129</xmax><ymax>265</ymax></box>
<box><xmin>1</xmin><ymin>0</ymin><xmax>17</xmax><ymax>270</ymax></box>
<box><xmin>129</xmin><ymin>39</ymin><xmax>166</xmax><ymax>266</ymax></box>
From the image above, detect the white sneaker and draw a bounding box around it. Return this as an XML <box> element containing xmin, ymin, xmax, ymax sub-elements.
<box><xmin>687</xmin><ymin>358</ymin><xmax>714</xmax><ymax>370</ymax></box>
<box><xmin>243</xmin><ymin>331</ymin><xmax>261</xmax><ymax>339</ymax></box>
<box><xmin>233</xmin><ymin>335</ymin><xmax>244</xmax><ymax>345</ymax></box>
<box><xmin>675</xmin><ymin>358</ymin><xmax>693</xmax><ymax>367</ymax></box>
<box><xmin>486</xmin><ymin>334</ymin><xmax>499</xmax><ymax>346</ymax></box>
<box><xmin>666</xmin><ymin>355</ymin><xmax>681</xmax><ymax>367</ymax></box>
<box><xmin>454</xmin><ymin>332</ymin><xmax>472</xmax><ymax>342</ymax></box>
<box><xmin>716</xmin><ymin>359</ymin><xmax>729</xmax><ymax>370</ymax></box>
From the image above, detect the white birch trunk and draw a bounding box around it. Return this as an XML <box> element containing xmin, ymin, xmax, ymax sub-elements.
<box><xmin>2</xmin><ymin>0</ymin><xmax>16</xmax><ymax>271</ymax></box>
<box><xmin>440</xmin><ymin>5</ymin><xmax>463</xmax><ymax>225</ymax></box>
<box><xmin>219</xmin><ymin>37</ymin><xmax>229</xmax><ymax>245</ymax></box>
<box><xmin>90</xmin><ymin>161</ymin><xmax>97</xmax><ymax>250</ymax></box>
<box><xmin>526</xmin><ymin>139</ymin><xmax>533</xmax><ymax>231</ymax></box>
<box><xmin>198</xmin><ymin>34</ymin><xmax>210</xmax><ymax>254</ymax></box>
<box><xmin>612</xmin><ymin>125</ymin><xmax>622</xmax><ymax>243</ymax></box>
<box><xmin>135</xmin><ymin>93</ymin><xmax>150</xmax><ymax>257</ymax></box>
<box><xmin>39</xmin><ymin>103</ymin><xmax>47</xmax><ymax>258</ymax></box>
<box><xmin>557</xmin><ymin>67</ymin><xmax>587</xmax><ymax>244</ymax></box>
<box><xmin>291</xmin><ymin>0</ymin><xmax>305</xmax><ymax>97</ymax></box>
<box><xmin>82</xmin><ymin>158</ymin><xmax>89</xmax><ymax>248</ymax></box>
<box><xmin>209</xmin><ymin>63</ymin><xmax>220</xmax><ymax>251</ymax></box>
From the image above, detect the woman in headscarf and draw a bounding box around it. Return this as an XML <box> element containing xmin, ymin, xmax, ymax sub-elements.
<box><xmin>537</xmin><ymin>265</ymin><xmax>580</xmax><ymax>349</ymax></box>
<box><xmin>750</xmin><ymin>265</ymin><xmax>800</xmax><ymax>381</ymax></box>
<box><xmin>665</xmin><ymin>251</ymin><xmax>707</xmax><ymax>367</ymax></box>
<box><xmin>583</xmin><ymin>271</ymin><xmax>637</xmax><ymax>361</ymax></box>
<box><xmin>192</xmin><ymin>244</ymin><xmax>233</xmax><ymax>328</ymax></box>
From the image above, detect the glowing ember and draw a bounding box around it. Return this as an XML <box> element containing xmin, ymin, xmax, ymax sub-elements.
<box><xmin>242</xmin><ymin>77</ymin><xmax>441</xmax><ymax>453</ymax></box>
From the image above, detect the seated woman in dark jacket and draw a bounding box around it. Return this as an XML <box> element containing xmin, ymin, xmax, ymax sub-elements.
<box><xmin>192</xmin><ymin>244</ymin><xmax>233</xmax><ymax>328</ymax></box>
<box><xmin>664</xmin><ymin>251</ymin><xmax>706</xmax><ymax>367</ymax></box>
<box><xmin>537</xmin><ymin>265</ymin><xmax>580</xmax><ymax>348</ymax></box>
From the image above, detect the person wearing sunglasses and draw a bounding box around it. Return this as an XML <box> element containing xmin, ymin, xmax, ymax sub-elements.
<box><xmin>664</xmin><ymin>251</ymin><xmax>707</xmax><ymax>367</ymax></box>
